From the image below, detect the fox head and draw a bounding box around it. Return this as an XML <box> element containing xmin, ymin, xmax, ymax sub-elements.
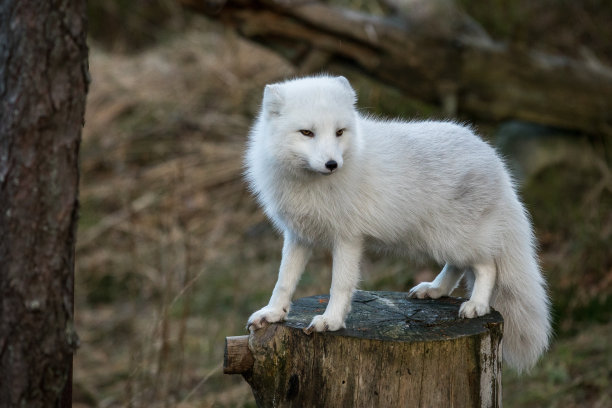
<box><xmin>258</xmin><ymin>75</ymin><xmax>361</xmax><ymax>177</ymax></box>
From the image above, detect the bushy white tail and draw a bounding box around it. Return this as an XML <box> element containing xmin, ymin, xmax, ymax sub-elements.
<box><xmin>492</xmin><ymin>206</ymin><xmax>551</xmax><ymax>372</ymax></box>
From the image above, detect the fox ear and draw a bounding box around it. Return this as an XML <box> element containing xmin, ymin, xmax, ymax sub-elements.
<box><xmin>336</xmin><ymin>76</ymin><xmax>351</xmax><ymax>89</ymax></box>
<box><xmin>263</xmin><ymin>84</ymin><xmax>283</xmax><ymax>116</ymax></box>
<box><xmin>336</xmin><ymin>76</ymin><xmax>357</xmax><ymax>104</ymax></box>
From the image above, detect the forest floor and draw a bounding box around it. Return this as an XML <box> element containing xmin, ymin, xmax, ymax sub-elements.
<box><xmin>74</xmin><ymin>12</ymin><xmax>611</xmax><ymax>408</ymax></box>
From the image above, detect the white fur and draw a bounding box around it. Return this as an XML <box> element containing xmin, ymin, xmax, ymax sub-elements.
<box><xmin>245</xmin><ymin>75</ymin><xmax>551</xmax><ymax>372</ymax></box>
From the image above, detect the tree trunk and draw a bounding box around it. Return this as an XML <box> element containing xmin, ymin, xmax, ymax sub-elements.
<box><xmin>0</xmin><ymin>1</ymin><xmax>89</xmax><ymax>406</ymax></box>
<box><xmin>225</xmin><ymin>291</ymin><xmax>503</xmax><ymax>407</ymax></box>
<box><xmin>181</xmin><ymin>0</ymin><xmax>612</xmax><ymax>137</ymax></box>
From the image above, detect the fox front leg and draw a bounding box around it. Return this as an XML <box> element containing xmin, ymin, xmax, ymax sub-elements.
<box><xmin>247</xmin><ymin>232</ymin><xmax>311</xmax><ymax>331</ymax></box>
<box><xmin>304</xmin><ymin>237</ymin><xmax>363</xmax><ymax>334</ymax></box>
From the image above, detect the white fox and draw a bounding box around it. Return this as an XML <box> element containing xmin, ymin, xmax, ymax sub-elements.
<box><xmin>244</xmin><ymin>75</ymin><xmax>551</xmax><ymax>372</ymax></box>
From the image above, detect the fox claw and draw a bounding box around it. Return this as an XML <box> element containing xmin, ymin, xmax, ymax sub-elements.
<box><xmin>303</xmin><ymin>314</ymin><xmax>343</xmax><ymax>334</ymax></box>
<box><xmin>459</xmin><ymin>300</ymin><xmax>490</xmax><ymax>318</ymax></box>
<box><xmin>408</xmin><ymin>282</ymin><xmax>445</xmax><ymax>299</ymax></box>
<box><xmin>246</xmin><ymin>316</ymin><xmax>268</xmax><ymax>332</ymax></box>
<box><xmin>246</xmin><ymin>306</ymin><xmax>288</xmax><ymax>332</ymax></box>
<box><xmin>303</xmin><ymin>321</ymin><xmax>329</xmax><ymax>335</ymax></box>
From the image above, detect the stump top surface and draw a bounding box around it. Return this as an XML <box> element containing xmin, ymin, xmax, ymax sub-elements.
<box><xmin>284</xmin><ymin>290</ymin><xmax>503</xmax><ymax>342</ymax></box>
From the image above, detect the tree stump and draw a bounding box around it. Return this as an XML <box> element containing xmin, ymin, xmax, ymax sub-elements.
<box><xmin>225</xmin><ymin>291</ymin><xmax>503</xmax><ymax>407</ymax></box>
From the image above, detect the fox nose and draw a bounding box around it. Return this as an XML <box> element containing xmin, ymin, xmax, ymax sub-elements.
<box><xmin>325</xmin><ymin>160</ymin><xmax>338</xmax><ymax>171</ymax></box>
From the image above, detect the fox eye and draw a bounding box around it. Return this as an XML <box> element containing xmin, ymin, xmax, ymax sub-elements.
<box><xmin>336</xmin><ymin>128</ymin><xmax>345</xmax><ymax>137</ymax></box>
<box><xmin>299</xmin><ymin>129</ymin><xmax>314</xmax><ymax>137</ymax></box>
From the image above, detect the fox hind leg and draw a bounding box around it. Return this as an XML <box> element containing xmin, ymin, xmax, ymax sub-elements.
<box><xmin>408</xmin><ymin>264</ymin><xmax>464</xmax><ymax>299</ymax></box>
<box><xmin>459</xmin><ymin>261</ymin><xmax>496</xmax><ymax>318</ymax></box>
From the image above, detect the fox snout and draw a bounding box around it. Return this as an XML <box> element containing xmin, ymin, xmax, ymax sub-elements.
<box><xmin>309</xmin><ymin>155</ymin><xmax>342</xmax><ymax>174</ymax></box>
<box><xmin>325</xmin><ymin>160</ymin><xmax>338</xmax><ymax>171</ymax></box>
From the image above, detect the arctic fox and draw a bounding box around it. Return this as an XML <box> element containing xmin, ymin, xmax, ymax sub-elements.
<box><xmin>244</xmin><ymin>75</ymin><xmax>551</xmax><ymax>372</ymax></box>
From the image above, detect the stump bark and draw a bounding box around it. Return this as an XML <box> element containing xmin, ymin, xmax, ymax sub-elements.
<box><xmin>225</xmin><ymin>291</ymin><xmax>503</xmax><ymax>407</ymax></box>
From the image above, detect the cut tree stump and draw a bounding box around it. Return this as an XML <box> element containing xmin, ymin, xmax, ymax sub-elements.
<box><xmin>225</xmin><ymin>291</ymin><xmax>503</xmax><ymax>407</ymax></box>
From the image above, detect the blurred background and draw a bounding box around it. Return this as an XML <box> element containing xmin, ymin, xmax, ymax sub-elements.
<box><xmin>75</xmin><ymin>1</ymin><xmax>611</xmax><ymax>406</ymax></box>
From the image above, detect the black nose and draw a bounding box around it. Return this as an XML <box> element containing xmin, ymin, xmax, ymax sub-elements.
<box><xmin>325</xmin><ymin>160</ymin><xmax>338</xmax><ymax>171</ymax></box>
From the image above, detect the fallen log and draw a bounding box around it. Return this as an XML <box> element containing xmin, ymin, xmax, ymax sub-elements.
<box><xmin>225</xmin><ymin>291</ymin><xmax>504</xmax><ymax>407</ymax></box>
<box><xmin>180</xmin><ymin>0</ymin><xmax>612</xmax><ymax>137</ymax></box>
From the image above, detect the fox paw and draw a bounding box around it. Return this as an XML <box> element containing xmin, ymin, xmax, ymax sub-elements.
<box><xmin>303</xmin><ymin>314</ymin><xmax>345</xmax><ymax>335</ymax></box>
<box><xmin>408</xmin><ymin>282</ymin><xmax>445</xmax><ymax>299</ymax></box>
<box><xmin>459</xmin><ymin>300</ymin><xmax>490</xmax><ymax>318</ymax></box>
<box><xmin>246</xmin><ymin>305</ymin><xmax>289</xmax><ymax>332</ymax></box>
